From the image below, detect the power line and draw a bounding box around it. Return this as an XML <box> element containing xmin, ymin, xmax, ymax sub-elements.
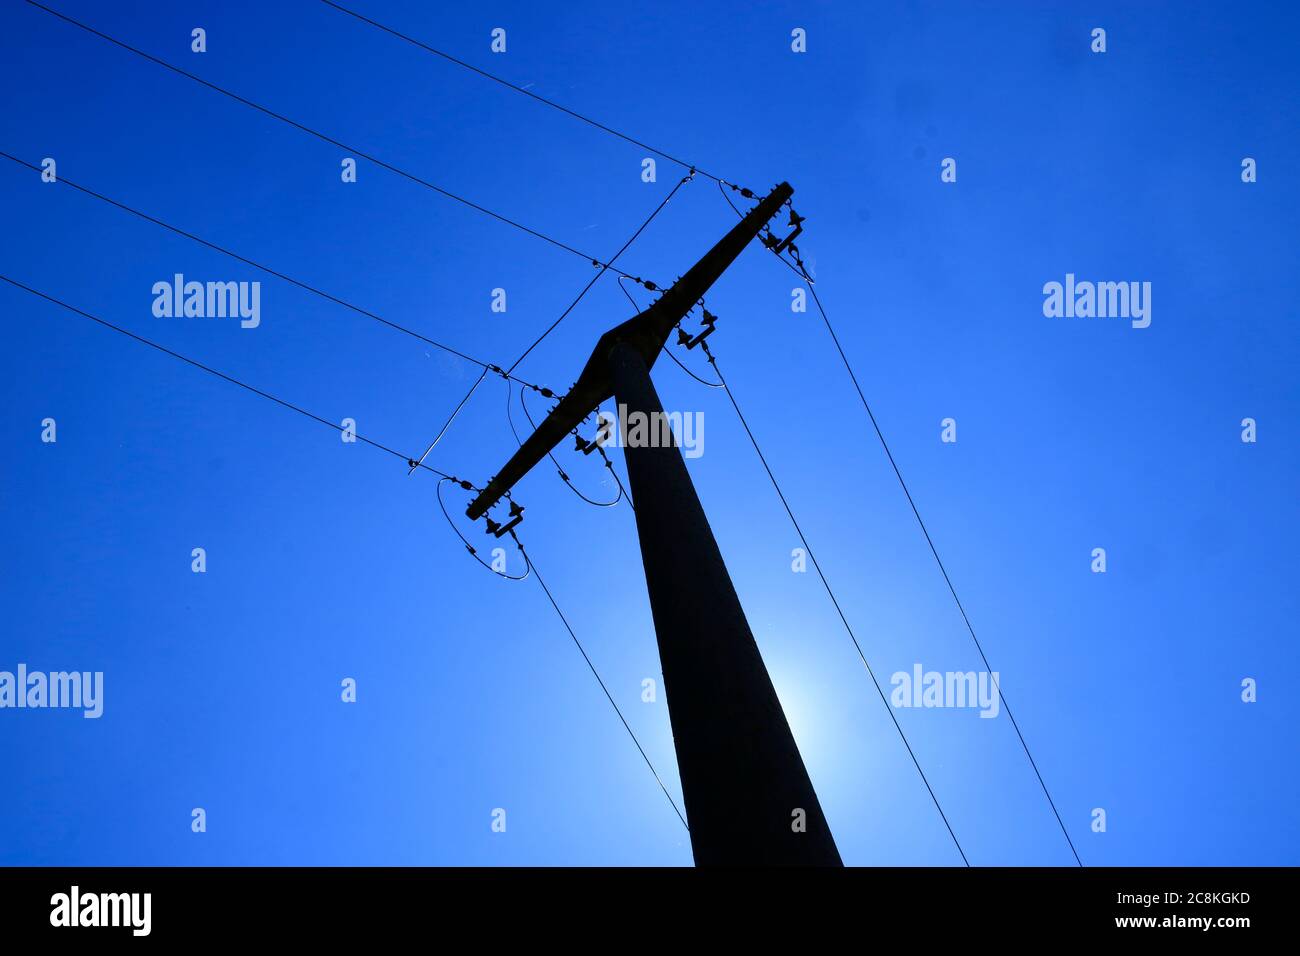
<box><xmin>624</xmin><ymin>274</ymin><xmax>968</xmax><ymax>863</ymax></box>
<box><xmin>506</xmin><ymin>171</ymin><xmax>692</xmax><ymax>375</ymax></box>
<box><xmin>0</xmin><ymin>150</ymin><xmax>552</xmax><ymax>394</ymax></box>
<box><xmin>438</xmin><ymin>479</ymin><xmax>683</xmax><ymax>829</ymax></box>
<box><xmin>616</xmin><ymin>277</ymin><xmax>724</xmax><ymax>390</ymax></box>
<box><xmin>20</xmin><ymin>0</ymin><xmax>695</xmax><ymax>464</ymax></box>
<box><xmin>23</xmin><ymin>0</ymin><xmax>646</xmax><ymax>283</ymax></box>
<box><xmin>0</xmin><ymin>273</ymin><xmax>458</xmax><ymax>481</ymax></box>
<box><xmin>409</xmin><ymin>172</ymin><xmax>690</xmax><ymax>472</ymax></box>
<box><xmin>473</xmin><ymin>172</ymin><xmax>696</xmax><ymax>512</ymax></box>
<box><xmin>317</xmin><ymin>0</ymin><xmax>725</xmax><ymax>185</ymax></box>
<box><xmin>523</xmin><ymin>547</ymin><xmax>690</xmax><ymax>832</ymax></box>
<box><xmin>511</xmin><ymin>380</ymin><xmax>626</xmax><ymax>509</ymax></box>
<box><xmin>804</xmin><ymin>280</ymin><xmax>1085</xmax><ymax>866</ymax></box>
<box><xmin>703</xmin><ymin>344</ymin><xmax>970</xmax><ymax>865</ymax></box>
<box><xmin>4</xmin><ymin>269</ymin><xmax>686</xmax><ymax>833</ymax></box>
<box><xmin>436</xmin><ymin>476</ymin><xmax>681</xmax><ymax>827</ymax></box>
<box><xmin>16</xmin><ymin>7</ymin><xmax>701</xmax><ymax>835</ymax></box>
<box><xmin>25</xmin><ymin>0</ymin><xmax>689</xmax><ymax>474</ymax></box>
<box><xmin>713</xmin><ymin>182</ymin><xmax>1084</xmax><ymax>865</ymax></box>
<box><xmin>716</xmin><ymin>179</ymin><xmax>807</xmax><ymax>283</ymax></box>
<box><xmin>435</xmin><ymin>486</ymin><xmax>683</xmax><ymax>831</ymax></box>
<box><xmin>23</xmin><ymin>0</ymin><xmax>1078</xmax><ymax>859</ymax></box>
<box><xmin>435</xmin><ymin>476</ymin><xmax>532</xmax><ymax>581</ymax></box>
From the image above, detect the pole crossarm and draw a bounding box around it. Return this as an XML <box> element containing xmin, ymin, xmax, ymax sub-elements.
<box><xmin>467</xmin><ymin>182</ymin><xmax>793</xmax><ymax>520</ymax></box>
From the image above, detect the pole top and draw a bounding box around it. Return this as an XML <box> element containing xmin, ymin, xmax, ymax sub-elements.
<box><xmin>466</xmin><ymin>182</ymin><xmax>793</xmax><ymax>520</ymax></box>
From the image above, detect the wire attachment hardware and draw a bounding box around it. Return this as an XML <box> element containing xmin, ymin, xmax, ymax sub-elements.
<box><xmin>676</xmin><ymin>308</ymin><xmax>718</xmax><ymax>351</ymax></box>
<box><xmin>762</xmin><ymin>208</ymin><xmax>805</xmax><ymax>256</ymax></box>
<box><xmin>484</xmin><ymin>499</ymin><xmax>525</xmax><ymax>538</ymax></box>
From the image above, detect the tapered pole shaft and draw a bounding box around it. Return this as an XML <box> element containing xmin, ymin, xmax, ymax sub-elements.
<box><xmin>608</xmin><ymin>341</ymin><xmax>842</xmax><ymax>866</ymax></box>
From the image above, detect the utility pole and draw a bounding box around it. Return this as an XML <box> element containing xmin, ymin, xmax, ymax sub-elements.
<box><xmin>467</xmin><ymin>184</ymin><xmax>842</xmax><ymax>866</ymax></box>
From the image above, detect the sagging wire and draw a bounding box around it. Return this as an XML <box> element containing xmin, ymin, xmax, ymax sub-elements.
<box><xmin>615</xmin><ymin>274</ymin><xmax>647</xmax><ymax>315</ymax></box>
<box><xmin>435</xmin><ymin>476</ymin><xmax>531</xmax><ymax>581</ymax></box>
<box><xmin>663</xmin><ymin>338</ymin><xmax>723</xmax><ymax>388</ymax></box>
<box><xmin>505</xmin><ymin>375</ymin><xmax>625</xmax><ymax>509</ymax></box>
<box><xmin>618</xmin><ymin>276</ymin><xmax>723</xmax><ymax>390</ymax></box>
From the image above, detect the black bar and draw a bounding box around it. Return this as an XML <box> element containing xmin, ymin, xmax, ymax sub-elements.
<box><xmin>0</xmin><ymin>866</ymin><xmax>1282</xmax><ymax>940</ymax></box>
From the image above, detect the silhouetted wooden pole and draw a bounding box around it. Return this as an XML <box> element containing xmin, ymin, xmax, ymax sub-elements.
<box><xmin>609</xmin><ymin>341</ymin><xmax>841</xmax><ymax>866</ymax></box>
<box><xmin>467</xmin><ymin>182</ymin><xmax>840</xmax><ymax>865</ymax></box>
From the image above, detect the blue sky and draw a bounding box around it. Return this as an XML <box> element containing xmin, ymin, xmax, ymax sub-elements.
<box><xmin>1</xmin><ymin>0</ymin><xmax>1296</xmax><ymax>866</ymax></box>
